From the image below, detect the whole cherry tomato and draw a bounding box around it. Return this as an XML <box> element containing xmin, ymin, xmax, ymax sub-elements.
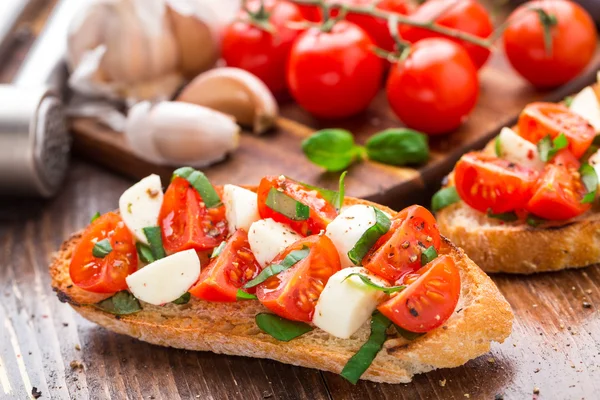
<box><xmin>287</xmin><ymin>20</ymin><xmax>384</xmax><ymax>119</ymax></box>
<box><xmin>222</xmin><ymin>0</ymin><xmax>304</xmax><ymax>96</ymax></box>
<box><xmin>400</xmin><ymin>0</ymin><xmax>493</xmax><ymax>69</ymax></box>
<box><xmin>386</xmin><ymin>38</ymin><xmax>479</xmax><ymax>134</ymax></box>
<box><xmin>503</xmin><ymin>0</ymin><xmax>597</xmax><ymax>88</ymax></box>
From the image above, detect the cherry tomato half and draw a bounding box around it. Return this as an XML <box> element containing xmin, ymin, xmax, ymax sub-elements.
<box><xmin>378</xmin><ymin>255</ymin><xmax>461</xmax><ymax>333</ymax></box>
<box><xmin>364</xmin><ymin>205</ymin><xmax>441</xmax><ymax>283</ymax></box>
<box><xmin>518</xmin><ymin>102</ymin><xmax>596</xmax><ymax>159</ymax></box>
<box><xmin>159</xmin><ymin>177</ymin><xmax>228</xmax><ymax>254</ymax></box>
<box><xmin>70</xmin><ymin>212</ymin><xmax>138</xmax><ymax>293</ymax></box>
<box><xmin>503</xmin><ymin>0</ymin><xmax>597</xmax><ymax>88</ymax></box>
<box><xmin>400</xmin><ymin>0</ymin><xmax>494</xmax><ymax>69</ymax></box>
<box><xmin>386</xmin><ymin>38</ymin><xmax>479</xmax><ymax>135</ymax></box>
<box><xmin>287</xmin><ymin>20</ymin><xmax>384</xmax><ymax>119</ymax></box>
<box><xmin>256</xmin><ymin>234</ymin><xmax>341</xmax><ymax>322</ymax></box>
<box><xmin>454</xmin><ymin>152</ymin><xmax>539</xmax><ymax>214</ymax></box>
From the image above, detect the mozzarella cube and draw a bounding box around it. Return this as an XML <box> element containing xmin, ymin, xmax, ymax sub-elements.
<box><xmin>126</xmin><ymin>249</ymin><xmax>200</xmax><ymax>305</ymax></box>
<box><xmin>497</xmin><ymin>127</ymin><xmax>544</xmax><ymax>171</ymax></box>
<box><xmin>313</xmin><ymin>267</ymin><xmax>388</xmax><ymax>339</ymax></box>
<box><xmin>248</xmin><ymin>218</ymin><xmax>301</xmax><ymax>267</ymax></box>
<box><xmin>119</xmin><ymin>174</ymin><xmax>164</xmax><ymax>245</ymax></box>
<box><xmin>223</xmin><ymin>184</ymin><xmax>260</xmax><ymax>233</ymax></box>
<box><xmin>326</xmin><ymin>205</ymin><xmax>380</xmax><ymax>268</ymax></box>
<box><xmin>570</xmin><ymin>86</ymin><xmax>600</xmax><ymax>132</ymax></box>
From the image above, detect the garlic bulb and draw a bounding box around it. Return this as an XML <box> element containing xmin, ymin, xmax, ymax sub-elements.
<box><xmin>177</xmin><ymin>67</ymin><xmax>278</xmax><ymax>134</ymax></box>
<box><xmin>125</xmin><ymin>101</ymin><xmax>240</xmax><ymax>167</ymax></box>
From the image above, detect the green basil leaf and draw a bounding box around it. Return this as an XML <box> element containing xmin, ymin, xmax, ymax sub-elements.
<box><xmin>336</xmin><ymin>171</ymin><xmax>347</xmax><ymax>211</ymax></box>
<box><xmin>431</xmin><ymin>187</ymin><xmax>460</xmax><ymax>212</ymax></box>
<box><xmin>173</xmin><ymin>167</ymin><xmax>222</xmax><ymax>208</ymax></box>
<box><xmin>365</xmin><ymin>129</ymin><xmax>429</xmax><ymax>166</ymax></box>
<box><xmin>136</xmin><ymin>242</ymin><xmax>154</xmax><ymax>264</ymax></box>
<box><xmin>298</xmin><ymin>171</ymin><xmax>347</xmax><ymax>212</ymax></box>
<box><xmin>94</xmin><ymin>291</ymin><xmax>141</xmax><ymax>315</ymax></box>
<box><xmin>495</xmin><ymin>135</ymin><xmax>502</xmax><ymax>157</ymax></box>
<box><xmin>487</xmin><ymin>210</ymin><xmax>519</xmax><ymax>222</ymax></box>
<box><xmin>302</xmin><ymin>129</ymin><xmax>364</xmax><ymax>172</ymax></box>
<box><xmin>340</xmin><ymin>311</ymin><xmax>391</xmax><ymax>384</ymax></box>
<box><xmin>90</xmin><ymin>212</ymin><xmax>101</xmax><ymax>223</ymax></box>
<box><xmin>394</xmin><ymin>324</ymin><xmax>424</xmax><ymax>341</ymax></box>
<box><xmin>538</xmin><ymin>133</ymin><xmax>568</xmax><ymax>162</ymax></box>
<box><xmin>256</xmin><ymin>313</ymin><xmax>313</xmax><ymax>341</ymax></box>
<box><xmin>343</xmin><ymin>273</ymin><xmax>405</xmax><ymax>294</ymax></box>
<box><xmin>143</xmin><ymin>226</ymin><xmax>167</xmax><ymax>260</ymax></box>
<box><xmin>526</xmin><ymin>215</ymin><xmax>547</xmax><ymax>227</ymax></box>
<box><xmin>211</xmin><ymin>241</ymin><xmax>227</xmax><ymax>259</ymax></box>
<box><xmin>421</xmin><ymin>246</ymin><xmax>438</xmax><ymax>266</ymax></box>
<box><xmin>347</xmin><ymin>207</ymin><xmax>391</xmax><ymax>265</ymax></box>
<box><xmin>564</xmin><ymin>96</ymin><xmax>574</xmax><ymax>108</ymax></box>
<box><xmin>244</xmin><ymin>247</ymin><xmax>311</xmax><ymax>288</ymax></box>
<box><xmin>172</xmin><ymin>292</ymin><xmax>191</xmax><ymax>305</ymax></box>
<box><xmin>92</xmin><ymin>239</ymin><xmax>112</xmax><ymax>258</ymax></box>
<box><xmin>580</xmin><ymin>163</ymin><xmax>598</xmax><ymax>204</ymax></box>
<box><xmin>266</xmin><ymin>188</ymin><xmax>309</xmax><ymax>221</ymax></box>
<box><xmin>236</xmin><ymin>289</ymin><xmax>258</xmax><ymax>301</ymax></box>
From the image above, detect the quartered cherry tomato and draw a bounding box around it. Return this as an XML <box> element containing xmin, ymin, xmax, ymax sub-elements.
<box><xmin>256</xmin><ymin>175</ymin><xmax>338</xmax><ymax>236</ymax></box>
<box><xmin>189</xmin><ymin>229</ymin><xmax>262</xmax><ymax>302</ymax></box>
<box><xmin>503</xmin><ymin>0</ymin><xmax>597</xmax><ymax>88</ymax></box>
<box><xmin>256</xmin><ymin>234</ymin><xmax>341</xmax><ymax>322</ymax></box>
<box><xmin>518</xmin><ymin>102</ymin><xmax>596</xmax><ymax>159</ymax></box>
<box><xmin>378</xmin><ymin>255</ymin><xmax>460</xmax><ymax>333</ymax></box>
<box><xmin>159</xmin><ymin>177</ymin><xmax>228</xmax><ymax>254</ymax></box>
<box><xmin>287</xmin><ymin>21</ymin><xmax>384</xmax><ymax>119</ymax></box>
<box><xmin>70</xmin><ymin>212</ymin><xmax>138</xmax><ymax>293</ymax></box>
<box><xmin>364</xmin><ymin>205</ymin><xmax>441</xmax><ymax>283</ymax></box>
<box><xmin>222</xmin><ymin>0</ymin><xmax>303</xmax><ymax>96</ymax></box>
<box><xmin>400</xmin><ymin>0</ymin><xmax>493</xmax><ymax>69</ymax></box>
<box><xmin>386</xmin><ymin>38</ymin><xmax>479</xmax><ymax>135</ymax></box>
<box><xmin>454</xmin><ymin>152</ymin><xmax>539</xmax><ymax>214</ymax></box>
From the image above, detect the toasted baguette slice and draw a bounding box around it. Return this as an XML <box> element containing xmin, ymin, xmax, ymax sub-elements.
<box><xmin>50</xmin><ymin>194</ymin><xmax>513</xmax><ymax>384</ymax></box>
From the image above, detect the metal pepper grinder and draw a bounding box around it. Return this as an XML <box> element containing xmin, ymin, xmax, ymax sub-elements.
<box><xmin>0</xmin><ymin>0</ymin><xmax>86</xmax><ymax>198</ymax></box>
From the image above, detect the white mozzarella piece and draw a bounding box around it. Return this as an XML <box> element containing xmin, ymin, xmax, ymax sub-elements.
<box><xmin>223</xmin><ymin>184</ymin><xmax>260</xmax><ymax>233</ymax></box>
<box><xmin>497</xmin><ymin>127</ymin><xmax>544</xmax><ymax>171</ymax></box>
<box><xmin>126</xmin><ymin>249</ymin><xmax>200</xmax><ymax>306</ymax></box>
<box><xmin>326</xmin><ymin>205</ymin><xmax>379</xmax><ymax>268</ymax></box>
<box><xmin>119</xmin><ymin>174</ymin><xmax>164</xmax><ymax>244</ymax></box>
<box><xmin>570</xmin><ymin>86</ymin><xmax>600</xmax><ymax>132</ymax></box>
<box><xmin>313</xmin><ymin>267</ymin><xmax>388</xmax><ymax>339</ymax></box>
<box><xmin>248</xmin><ymin>218</ymin><xmax>301</xmax><ymax>267</ymax></box>
<box><xmin>587</xmin><ymin>149</ymin><xmax>600</xmax><ymax>189</ymax></box>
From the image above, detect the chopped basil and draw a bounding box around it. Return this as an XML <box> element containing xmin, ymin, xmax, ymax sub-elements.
<box><xmin>336</xmin><ymin>171</ymin><xmax>347</xmax><ymax>211</ymax></box>
<box><xmin>580</xmin><ymin>163</ymin><xmax>598</xmax><ymax>204</ymax></box>
<box><xmin>266</xmin><ymin>188</ymin><xmax>309</xmax><ymax>221</ymax></box>
<box><xmin>487</xmin><ymin>210</ymin><xmax>519</xmax><ymax>222</ymax></box>
<box><xmin>526</xmin><ymin>215</ymin><xmax>547</xmax><ymax>227</ymax></box>
<box><xmin>365</xmin><ymin>128</ymin><xmax>429</xmax><ymax>166</ymax></box>
<box><xmin>244</xmin><ymin>247</ymin><xmax>310</xmax><ymax>289</ymax></box>
<box><xmin>173</xmin><ymin>167</ymin><xmax>222</xmax><ymax>208</ymax></box>
<box><xmin>340</xmin><ymin>311</ymin><xmax>391</xmax><ymax>384</ymax></box>
<box><xmin>211</xmin><ymin>241</ymin><xmax>227</xmax><ymax>259</ymax></box>
<box><xmin>92</xmin><ymin>239</ymin><xmax>112</xmax><ymax>258</ymax></box>
<box><xmin>538</xmin><ymin>133</ymin><xmax>568</xmax><ymax>162</ymax></box>
<box><xmin>143</xmin><ymin>226</ymin><xmax>166</xmax><ymax>261</ymax></box>
<box><xmin>494</xmin><ymin>135</ymin><xmax>502</xmax><ymax>157</ymax></box>
<box><xmin>255</xmin><ymin>313</ymin><xmax>313</xmax><ymax>341</ymax></box>
<box><xmin>172</xmin><ymin>292</ymin><xmax>191</xmax><ymax>305</ymax></box>
<box><xmin>564</xmin><ymin>95</ymin><xmax>574</xmax><ymax>108</ymax></box>
<box><xmin>347</xmin><ymin>207</ymin><xmax>391</xmax><ymax>265</ymax></box>
<box><xmin>302</xmin><ymin>129</ymin><xmax>365</xmax><ymax>172</ymax></box>
<box><xmin>90</xmin><ymin>212</ymin><xmax>101</xmax><ymax>223</ymax></box>
<box><xmin>299</xmin><ymin>171</ymin><xmax>347</xmax><ymax>211</ymax></box>
<box><xmin>236</xmin><ymin>289</ymin><xmax>258</xmax><ymax>301</ymax></box>
<box><xmin>94</xmin><ymin>291</ymin><xmax>141</xmax><ymax>315</ymax></box>
<box><xmin>431</xmin><ymin>186</ymin><xmax>460</xmax><ymax>212</ymax></box>
<box><xmin>343</xmin><ymin>273</ymin><xmax>405</xmax><ymax>294</ymax></box>
<box><xmin>394</xmin><ymin>324</ymin><xmax>424</xmax><ymax>341</ymax></box>
<box><xmin>136</xmin><ymin>242</ymin><xmax>154</xmax><ymax>264</ymax></box>
<box><xmin>421</xmin><ymin>246</ymin><xmax>438</xmax><ymax>266</ymax></box>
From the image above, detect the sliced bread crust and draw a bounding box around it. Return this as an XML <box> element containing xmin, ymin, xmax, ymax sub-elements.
<box><xmin>50</xmin><ymin>195</ymin><xmax>513</xmax><ymax>384</ymax></box>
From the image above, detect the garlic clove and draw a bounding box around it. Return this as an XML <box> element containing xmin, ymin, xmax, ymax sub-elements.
<box><xmin>177</xmin><ymin>67</ymin><xmax>278</xmax><ymax>134</ymax></box>
<box><xmin>125</xmin><ymin>101</ymin><xmax>168</xmax><ymax>165</ymax></box>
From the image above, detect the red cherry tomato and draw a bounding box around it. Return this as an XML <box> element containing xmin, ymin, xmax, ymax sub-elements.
<box><xmin>518</xmin><ymin>102</ymin><xmax>595</xmax><ymax>159</ymax></box>
<box><xmin>454</xmin><ymin>152</ymin><xmax>539</xmax><ymax>214</ymax></box>
<box><xmin>222</xmin><ymin>0</ymin><xmax>303</xmax><ymax>96</ymax></box>
<box><xmin>256</xmin><ymin>234</ymin><xmax>341</xmax><ymax>322</ymax></box>
<box><xmin>159</xmin><ymin>177</ymin><xmax>228</xmax><ymax>254</ymax></box>
<box><xmin>256</xmin><ymin>175</ymin><xmax>338</xmax><ymax>236</ymax></box>
<box><xmin>287</xmin><ymin>21</ymin><xmax>384</xmax><ymax>119</ymax></box>
<box><xmin>386</xmin><ymin>38</ymin><xmax>479</xmax><ymax>134</ymax></box>
<box><xmin>70</xmin><ymin>212</ymin><xmax>138</xmax><ymax>293</ymax></box>
<box><xmin>400</xmin><ymin>0</ymin><xmax>493</xmax><ymax>69</ymax></box>
<box><xmin>189</xmin><ymin>229</ymin><xmax>262</xmax><ymax>302</ymax></box>
<box><xmin>378</xmin><ymin>255</ymin><xmax>461</xmax><ymax>333</ymax></box>
<box><xmin>364</xmin><ymin>205</ymin><xmax>441</xmax><ymax>283</ymax></box>
<box><xmin>503</xmin><ymin>0</ymin><xmax>597</xmax><ymax>88</ymax></box>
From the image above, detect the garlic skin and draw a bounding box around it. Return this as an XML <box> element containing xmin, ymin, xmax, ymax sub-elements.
<box><xmin>177</xmin><ymin>67</ymin><xmax>278</xmax><ymax>134</ymax></box>
<box><xmin>125</xmin><ymin>101</ymin><xmax>240</xmax><ymax>167</ymax></box>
